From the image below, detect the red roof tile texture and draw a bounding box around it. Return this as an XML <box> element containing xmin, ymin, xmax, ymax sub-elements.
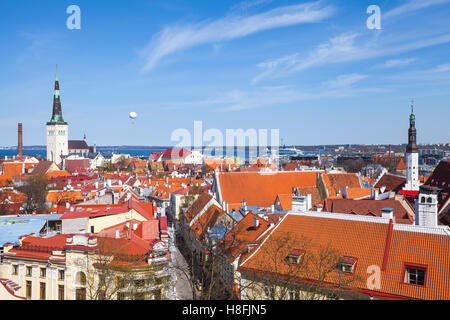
<box><xmin>239</xmin><ymin>213</ymin><xmax>450</xmax><ymax>300</ymax></box>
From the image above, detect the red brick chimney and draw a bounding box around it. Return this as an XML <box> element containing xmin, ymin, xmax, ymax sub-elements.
<box><xmin>18</xmin><ymin>123</ymin><xmax>23</xmax><ymax>156</ymax></box>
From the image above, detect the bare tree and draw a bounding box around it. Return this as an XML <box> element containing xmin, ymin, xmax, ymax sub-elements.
<box><xmin>17</xmin><ymin>174</ymin><xmax>48</xmax><ymax>214</ymax></box>
<box><xmin>238</xmin><ymin>232</ymin><xmax>363</xmax><ymax>300</ymax></box>
<box><xmin>0</xmin><ymin>190</ymin><xmax>12</xmax><ymax>216</ymax></box>
<box><xmin>82</xmin><ymin>238</ymin><xmax>164</xmax><ymax>300</ymax></box>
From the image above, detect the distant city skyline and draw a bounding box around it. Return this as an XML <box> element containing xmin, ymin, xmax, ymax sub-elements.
<box><xmin>0</xmin><ymin>0</ymin><xmax>449</xmax><ymax>146</ymax></box>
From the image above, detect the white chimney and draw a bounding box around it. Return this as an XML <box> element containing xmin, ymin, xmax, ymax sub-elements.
<box><xmin>271</xmin><ymin>204</ymin><xmax>275</xmax><ymax>213</ymax></box>
<box><xmin>254</xmin><ymin>218</ymin><xmax>260</xmax><ymax>229</ymax></box>
<box><xmin>343</xmin><ymin>186</ymin><xmax>348</xmax><ymax>199</ymax></box>
<box><xmin>371</xmin><ymin>188</ymin><xmax>379</xmax><ymax>200</ymax></box>
<box><xmin>381</xmin><ymin>208</ymin><xmax>394</xmax><ymax>221</ymax></box>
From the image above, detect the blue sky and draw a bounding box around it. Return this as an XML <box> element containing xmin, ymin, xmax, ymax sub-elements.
<box><xmin>0</xmin><ymin>0</ymin><xmax>449</xmax><ymax>147</ymax></box>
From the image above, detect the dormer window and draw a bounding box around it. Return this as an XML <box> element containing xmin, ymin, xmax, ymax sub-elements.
<box><xmin>286</xmin><ymin>249</ymin><xmax>305</xmax><ymax>264</ymax></box>
<box><xmin>404</xmin><ymin>264</ymin><xmax>427</xmax><ymax>286</ymax></box>
<box><xmin>337</xmin><ymin>257</ymin><xmax>357</xmax><ymax>274</ymax></box>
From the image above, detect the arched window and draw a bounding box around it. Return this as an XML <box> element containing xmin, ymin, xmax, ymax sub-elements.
<box><xmin>427</xmin><ymin>197</ymin><xmax>432</xmax><ymax>204</ymax></box>
<box><xmin>421</xmin><ymin>197</ymin><xmax>426</xmax><ymax>203</ymax></box>
<box><xmin>76</xmin><ymin>271</ymin><xmax>87</xmax><ymax>286</ymax></box>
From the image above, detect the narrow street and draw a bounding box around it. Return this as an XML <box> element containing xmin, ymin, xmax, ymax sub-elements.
<box><xmin>173</xmin><ymin>244</ymin><xmax>195</xmax><ymax>300</ymax></box>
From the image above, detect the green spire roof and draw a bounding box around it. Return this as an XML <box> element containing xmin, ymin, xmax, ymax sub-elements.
<box><xmin>47</xmin><ymin>65</ymin><xmax>67</xmax><ymax>125</ymax></box>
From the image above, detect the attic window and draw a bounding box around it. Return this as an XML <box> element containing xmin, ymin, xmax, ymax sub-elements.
<box><xmin>337</xmin><ymin>257</ymin><xmax>357</xmax><ymax>274</ymax></box>
<box><xmin>404</xmin><ymin>264</ymin><xmax>427</xmax><ymax>286</ymax></box>
<box><xmin>286</xmin><ymin>249</ymin><xmax>305</xmax><ymax>264</ymax></box>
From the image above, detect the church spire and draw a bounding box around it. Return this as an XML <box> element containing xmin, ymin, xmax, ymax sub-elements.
<box><xmin>47</xmin><ymin>64</ymin><xmax>67</xmax><ymax>125</ymax></box>
<box><xmin>406</xmin><ymin>100</ymin><xmax>418</xmax><ymax>153</ymax></box>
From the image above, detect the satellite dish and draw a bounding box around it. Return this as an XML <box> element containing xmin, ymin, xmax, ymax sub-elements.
<box><xmin>129</xmin><ymin>112</ymin><xmax>137</xmax><ymax>119</ymax></box>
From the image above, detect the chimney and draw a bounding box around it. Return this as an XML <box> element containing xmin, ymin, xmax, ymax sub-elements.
<box><xmin>271</xmin><ymin>204</ymin><xmax>275</xmax><ymax>213</ymax></box>
<box><xmin>18</xmin><ymin>123</ymin><xmax>23</xmax><ymax>156</ymax></box>
<box><xmin>254</xmin><ymin>217</ymin><xmax>260</xmax><ymax>229</ymax></box>
<box><xmin>371</xmin><ymin>188</ymin><xmax>379</xmax><ymax>200</ymax></box>
<box><xmin>343</xmin><ymin>186</ymin><xmax>348</xmax><ymax>199</ymax></box>
<box><xmin>381</xmin><ymin>208</ymin><xmax>394</xmax><ymax>221</ymax></box>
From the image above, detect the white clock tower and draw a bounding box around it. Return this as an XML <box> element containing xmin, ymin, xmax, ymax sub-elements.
<box><xmin>403</xmin><ymin>102</ymin><xmax>419</xmax><ymax>192</ymax></box>
<box><xmin>46</xmin><ymin>66</ymin><xmax>68</xmax><ymax>165</ymax></box>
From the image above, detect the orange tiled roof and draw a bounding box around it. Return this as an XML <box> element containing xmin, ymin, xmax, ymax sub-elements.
<box><xmin>221</xmin><ymin>212</ymin><xmax>272</xmax><ymax>260</ymax></box>
<box><xmin>46</xmin><ymin>170</ymin><xmax>71</xmax><ymax>179</ymax></box>
<box><xmin>276</xmin><ymin>194</ymin><xmax>293</xmax><ymax>210</ymax></box>
<box><xmin>2</xmin><ymin>162</ymin><xmax>23</xmax><ymax>179</ymax></box>
<box><xmin>239</xmin><ymin>213</ymin><xmax>450</xmax><ymax>300</ymax></box>
<box><xmin>397</xmin><ymin>159</ymin><xmax>406</xmax><ymax>171</ymax></box>
<box><xmin>218</xmin><ymin>171</ymin><xmax>320</xmax><ymax>207</ymax></box>
<box><xmin>323</xmin><ymin>173</ymin><xmax>362</xmax><ymax>197</ymax></box>
<box><xmin>346</xmin><ymin>187</ymin><xmax>373</xmax><ymax>199</ymax></box>
<box><xmin>191</xmin><ymin>204</ymin><xmax>223</xmax><ymax>239</ymax></box>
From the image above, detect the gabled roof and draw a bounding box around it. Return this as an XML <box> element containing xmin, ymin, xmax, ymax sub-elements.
<box><xmin>184</xmin><ymin>192</ymin><xmax>213</xmax><ymax>223</ymax></box>
<box><xmin>32</xmin><ymin>161</ymin><xmax>58</xmax><ymax>176</ymax></box>
<box><xmin>68</xmin><ymin>140</ymin><xmax>89</xmax><ymax>150</ymax></box>
<box><xmin>375</xmin><ymin>173</ymin><xmax>406</xmax><ymax>193</ymax></box>
<box><xmin>60</xmin><ymin>206</ymin><xmax>129</xmax><ymax>220</ymax></box>
<box><xmin>323</xmin><ymin>199</ymin><xmax>413</xmax><ymax>223</ymax></box>
<box><xmin>323</xmin><ymin>173</ymin><xmax>362</xmax><ymax>197</ymax></box>
<box><xmin>217</xmin><ymin>171</ymin><xmax>321</xmax><ymax>208</ymax></box>
<box><xmin>190</xmin><ymin>204</ymin><xmax>224</xmax><ymax>239</ymax></box>
<box><xmin>221</xmin><ymin>212</ymin><xmax>272</xmax><ymax>260</ymax></box>
<box><xmin>424</xmin><ymin>161</ymin><xmax>450</xmax><ymax>212</ymax></box>
<box><xmin>239</xmin><ymin>212</ymin><xmax>450</xmax><ymax>300</ymax></box>
<box><xmin>161</xmin><ymin>148</ymin><xmax>192</xmax><ymax>160</ymax></box>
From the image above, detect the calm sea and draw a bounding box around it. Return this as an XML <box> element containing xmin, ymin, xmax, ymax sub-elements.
<box><xmin>0</xmin><ymin>147</ymin><xmax>262</xmax><ymax>161</ymax></box>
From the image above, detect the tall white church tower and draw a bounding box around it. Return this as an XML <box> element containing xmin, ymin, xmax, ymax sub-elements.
<box><xmin>403</xmin><ymin>102</ymin><xmax>419</xmax><ymax>191</ymax></box>
<box><xmin>46</xmin><ymin>66</ymin><xmax>68</xmax><ymax>165</ymax></box>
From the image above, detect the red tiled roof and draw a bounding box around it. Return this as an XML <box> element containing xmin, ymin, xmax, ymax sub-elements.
<box><xmin>323</xmin><ymin>199</ymin><xmax>413</xmax><ymax>223</ymax></box>
<box><xmin>375</xmin><ymin>173</ymin><xmax>406</xmax><ymax>193</ymax></box>
<box><xmin>162</xmin><ymin>148</ymin><xmax>192</xmax><ymax>160</ymax></box>
<box><xmin>239</xmin><ymin>213</ymin><xmax>450</xmax><ymax>300</ymax></box>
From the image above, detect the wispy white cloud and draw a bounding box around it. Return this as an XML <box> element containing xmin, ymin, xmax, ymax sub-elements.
<box><xmin>375</xmin><ymin>58</ymin><xmax>417</xmax><ymax>68</ymax></box>
<box><xmin>252</xmin><ymin>32</ymin><xmax>450</xmax><ymax>82</ymax></box>
<box><xmin>324</xmin><ymin>73</ymin><xmax>368</xmax><ymax>88</ymax></box>
<box><xmin>161</xmin><ymin>84</ymin><xmax>386</xmax><ymax>112</ymax></box>
<box><xmin>384</xmin><ymin>0</ymin><xmax>450</xmax><ymax>20</ymax></box>
<box><xmin>140</xmin><ymin>1</ymin><xmax>334</xmax><ymax>72</ymax></box>
<box><xmin>429</xmin><ymin>63</ymin><xmax>450</xmax><ymax>73</ymax></box>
